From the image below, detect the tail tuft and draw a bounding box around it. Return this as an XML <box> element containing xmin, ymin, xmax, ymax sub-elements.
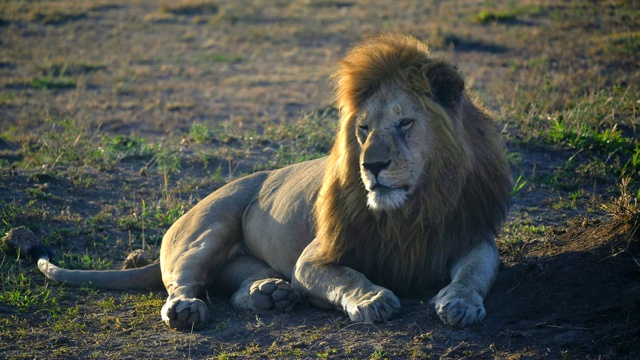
<box><xmin>29</xmin><ymin>244</ymin><xmax>54</xmax><ymax>261</ymax></box>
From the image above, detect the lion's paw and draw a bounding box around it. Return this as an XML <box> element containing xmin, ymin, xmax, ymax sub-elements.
<box><xmin>433</xmin><ymin>282</ymin><xmax>485</xmax><ymax>327</ymax></box>
<box><xmin>344</xmin><ymin>287</ymin><xmax>401</xmax><ymax>323</ymax></box>
<box><xmin>249</xmin><ymin>278</ymin><xmax>300</xmax><ymax>312</ymax></box>
<box><xmin>161</xmin><ymin>297</ymin><xmax>210</xmax><ymax>330</ymax></box>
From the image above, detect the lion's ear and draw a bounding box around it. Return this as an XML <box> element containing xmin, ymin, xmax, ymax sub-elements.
<box><xmin>426</xmin><ymin>63</ymin><xmax>464</xmax><ymax>108</ymax></box>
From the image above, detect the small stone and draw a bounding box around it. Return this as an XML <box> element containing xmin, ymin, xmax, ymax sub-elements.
<box><xmin>2</xmin><ymin>226</ymin><xmax>38</xmax><ymax>256</ymax></box>
<box><xmin>122</xmin><ymin>249</ymin><xmax>150</xmax><ymax>269</ymax></box>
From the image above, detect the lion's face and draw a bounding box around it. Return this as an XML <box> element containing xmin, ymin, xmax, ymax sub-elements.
<box><xmin>355</xmin><ymin>82</ymin><xmax>433</xmax><ymax>211</ymax></box>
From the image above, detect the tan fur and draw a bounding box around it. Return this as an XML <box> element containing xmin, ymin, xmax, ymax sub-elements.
<box><xmin>312</xmin><ymin>33</ymin><xmax>511</xmax><ymax>295</ymax></box>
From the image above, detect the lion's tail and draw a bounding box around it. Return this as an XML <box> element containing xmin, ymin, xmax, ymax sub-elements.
<box><xmin>29</xmin><ymin>245</ymin><xmax>163</xmax><ymax>290</ymax></box>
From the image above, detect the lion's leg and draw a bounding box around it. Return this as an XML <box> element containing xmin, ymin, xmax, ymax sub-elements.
<box><xmin>213</xmin><ymin>255</ymin><xmax>300</xmax><ymax>312</ymax></box>
<box><xmin>160</xmin><ymin>223</ymin><xmax>242</xmax><ymax>329</ymax></box>
<box><xmin>292</xmin><ymin>239</ymin><xmax>401</xmax><ymax>323</ymax></box>
<box><xmin>158</xmin><ymin>174</ymin><xmax>269</xmax><ymax>330</ymax></box>
<box><xmin>432</xmin><ymin>240</ymin><xmax>499</xmax><ymax>327</ymax></box>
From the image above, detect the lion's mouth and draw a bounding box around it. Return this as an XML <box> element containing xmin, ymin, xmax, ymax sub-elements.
<box><xmin>366</xmin><ymin>184</ymin><xmax>411</xmax><ymax>211</ymax></box>
<box><xmin>370</xmin><ymin>184</ymin><xmax>410</xmax><ymax>192</ymax></box>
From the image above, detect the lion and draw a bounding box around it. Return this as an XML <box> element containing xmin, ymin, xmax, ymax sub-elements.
<box><xmin>26</xmin><ymin>33</ymin><xmax>512</xmax><ymax>329</ymax></box>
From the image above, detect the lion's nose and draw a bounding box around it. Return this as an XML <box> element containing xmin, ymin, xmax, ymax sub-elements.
<box><xmin>362</xmin><ymin>160</ymin><xmax>391</xmax><ymax>177</ymax></box>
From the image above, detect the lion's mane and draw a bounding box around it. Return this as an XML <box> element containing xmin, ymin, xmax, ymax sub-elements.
<box><xmin>312</xmin><ymin>33</ymin><xmax>512</xmax><ymax>295</ymax></box>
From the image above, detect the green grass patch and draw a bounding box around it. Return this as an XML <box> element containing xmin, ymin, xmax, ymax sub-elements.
<box><xmin>89</xmin><ymin>134</ymin><xmax>154</xmax><ymax>169</ymax></box>
<box><xmin>19</xmin><ymin>116</ymin><xmax>161</xmax><ymax>172</ymax></box>
<box><xmin>96</xmin><ymin>297</ymin><xmax>118</xmax><ymax>311</ymax></box>
<box><xmin>0</xmin><ymin>92</ymin><xmax>15</xmax><ymax>105</ymax></box>
<box><xmin>549</xmin><ymin>118</ymin><xmax>627</xmax><ymax>155</ymax></box>
<box><xmin>25</xmin><ymin>184</ymin><xmax>58</xmax><ymax>200</ymax></box>
<box><xmin>22</xmin><ymin>116</ymin><xmax>85</xmax><ymax>167</ymax></box>
<box><xmin>189</xmin><ymin>122</ymin><xmax>215</xmax><ymax>143</ymax></box>
<box><xmin>371</xmin><ymin>347</ymin><xmax>390</xmax><ymax>360</ymax></box>
<box><xmin>49</xmin><ymin>306</ymin><xmax>87</xmax><ymax>333</ymax></box>
<box><xmin>510</xmin><ymin>85</ymin><xmax>639</xmax><ymax>186</ymax></box>
<box><xmin>476</xmin><ymin>10</ymin><xmax>517</xmax><ymax>24</ymax></box>
<box><xmin>498</xmin><ymin>221</ymin><xmax>549</xmax><ymax>259</ymax></box>
<box><xmin>512</xmin><ymin>174</ymin><xmax>527</xmax><ymax>197</ymax></box>
<box><xmin>184</xmin><ymin>109</ymin><xmax>337</xmax><ymax>172</ymax></box>
<box><xmin>605</xmin><ymin>32</ymin><xmax>640</xmax><ymax>55</ymax></box>
<box><xmin>0</xmin><ymin>248</ymin><xmax>63</xmax><ymax>316</ymax></box>
<box><xmin>57</xmin><ymin>253</ymin><xmax>113</xmax><ymax>271</ymax></box>
<box><xmin>154</xmin><ymin>202</ymin><xmax>187</xmax><ymax>227</ymax></box>
<box><xmin>259</xmin><ymin>109</ymin><xmax>337</xmax><ymax>169</ymax></box>
<box><xmin>198</xmin><ymin>52</ymin><xmax>243</xmax><ymax>64</ymax></box>
<box><xmin>545</xmin><ymin>88</ymin><xmax>639</xmax><ymax>178</ymax></box>
<box><xmin>31</xmin><ymin>76</ymin><xmax>77</xmax><ymax>90</ymax></box>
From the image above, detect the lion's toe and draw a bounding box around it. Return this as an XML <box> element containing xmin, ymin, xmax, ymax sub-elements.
<box><xmin>346</xmin><ymin>287</ymin><xmax>401</xmax><ymax>323</ymax></box>
<box><xmin>433</xmin><ymin>283</ymin><xmax>486</xmax><ymax>327</ymax></box>
<box><xmin>161</xmin><ymin>297</ymin><xmax>210</xmax><ymax>330</ymax></box>
<box><xmin>249</xmin><ymin>278</ymin><xmax>300</xmax><ymax>312</ymax></box>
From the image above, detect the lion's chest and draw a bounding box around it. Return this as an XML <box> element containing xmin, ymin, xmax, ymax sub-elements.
<box><xmin>342</xmin><ymin>228</ymin><xmax>454</xmax><ymax>296</ymax></box>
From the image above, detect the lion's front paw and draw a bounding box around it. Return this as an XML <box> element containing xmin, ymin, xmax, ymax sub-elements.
<box><xmin>250</xmin><ymin>278</ymin><xmax>300</xmax><ymax>312</ymax></box>
<box><xmin>344</xmin><ymin>287</ymin><xmax>401</xmax><ymax>323</ymax></box>
<box><xmin>161</xmin><ymin>297</ymin><xmax>210</xmax><ymax>330</ymax></box>
<box><xmin>433</xmin><ymin>282</ymin><xmax>485</xmax><ymax>327</ymax></box>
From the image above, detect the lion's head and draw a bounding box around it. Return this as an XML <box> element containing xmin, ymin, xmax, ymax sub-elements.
<box><xmin>330</xmin><ymin>33</ymin><xmax>469</xmax><ymax>212</ymax></box>
<box><xmin>312</xmin><ymin>33</ymin><xmax>512</xmax><ymax>294</ymax></box>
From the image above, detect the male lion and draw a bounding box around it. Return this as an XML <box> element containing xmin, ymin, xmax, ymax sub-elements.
<box><xmin>28</xmin><ymin>33</ymin><xmax>512</xmax><ymax>329</ymax></box>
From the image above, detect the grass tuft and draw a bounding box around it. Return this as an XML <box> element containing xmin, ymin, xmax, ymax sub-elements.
<box><xmin>189</xmin><ymin>122</ymin><xmax>215</xmax><ymax>143</ymax></box>
<box><xmin>602</xmin><ymin>177</ymin><xmax>640</xmax><ymax>224</ymax></box>
<box><xmin>476</xmin><ymin>10</ymin><xmax>517</xmax><ymax>24</ymax></box>
<box><xmin>605</xmin><ymin>32</ymin><xmax>640</xmax><ymax>55</ymax></box>
<box><xmin>198</xmin><ymin>52</ymin><xmax>243</xmax><ymax>64</ymax></box>
<box><xmin>31</xmin><ymin>76</ymin><xmax>77</xmax><ymax>90</ymax></box>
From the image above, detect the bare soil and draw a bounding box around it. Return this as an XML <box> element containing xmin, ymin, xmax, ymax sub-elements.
<box><xmin>1</xmin><ymin>0</ymin><xmax>639</xmax><ymax>359</ymax></box>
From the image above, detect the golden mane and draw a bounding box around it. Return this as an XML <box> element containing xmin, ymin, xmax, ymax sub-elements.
<box><xmin>312</xmin><ymin>33</ymin><xmax>512</xmax><ymax>295</ymax></box>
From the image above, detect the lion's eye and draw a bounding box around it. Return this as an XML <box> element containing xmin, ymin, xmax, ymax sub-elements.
<box><xmin>398</xmin><ymin>118</ymin><xmax>414</xmax><ymax>129</ymax></box>
<box><xmin>357</xmin><ymin>124</ymin><xmax>369</xmax><ymax>136</ymax></box>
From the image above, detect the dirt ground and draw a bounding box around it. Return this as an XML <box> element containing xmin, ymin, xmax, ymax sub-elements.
<box><xmin>1</xmin><ymin>0</ymin><xmax>639</xmax><ymax>359</ymax></box>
